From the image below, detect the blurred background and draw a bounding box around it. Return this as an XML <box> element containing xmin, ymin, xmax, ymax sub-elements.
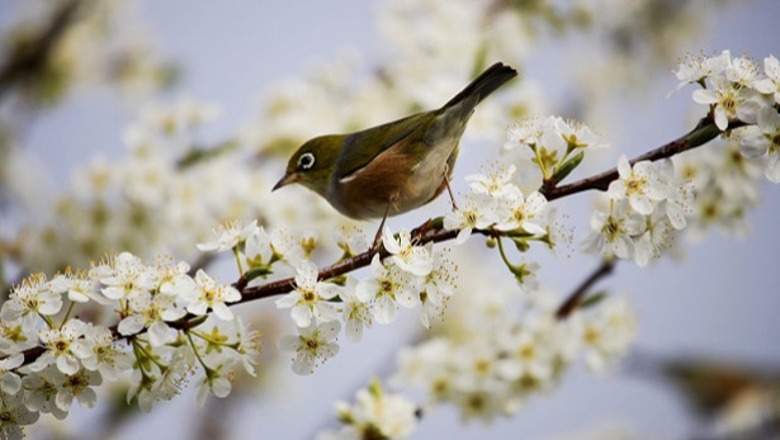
<box><xmin>0</xmin><ymin>0</ymin><xmax>779</xmax><ymax>439</ymax></box>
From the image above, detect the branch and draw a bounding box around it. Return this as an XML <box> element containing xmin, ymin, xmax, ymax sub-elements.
<box><xmin>240</xmin><ymin>117</ymin><xmax>738</xmax><ymax>303</ymax></box>
<box><xmin>0</xmin><ymin>0</ymin><xmax>84</xmax><ymax>100</ymax></box>
<box><xmin>555</xmin><ymin>259</ymin><xmax>615</xmax><ymax>320</ymax></box>
<box><xmin>11</xmin><ymin>115</ymin><xmax>745</xmax><ymax>366</ymax></box>
<box><xmin>540</xmin><ymin>118</ymin><xmax>743</xmax><ymax>201</ymax></box>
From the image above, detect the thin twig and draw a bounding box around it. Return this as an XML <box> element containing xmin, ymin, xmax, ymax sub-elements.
<box><xmin>555</xmin><ymin>259</ymin><xmax>615</xmax><ymax>320</ymax></box>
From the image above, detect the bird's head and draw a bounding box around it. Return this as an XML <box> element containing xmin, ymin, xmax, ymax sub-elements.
<box><xmin>273</xmin><ymin>135</ymin><xmax>344</xmax><ymax>197</ymax></box>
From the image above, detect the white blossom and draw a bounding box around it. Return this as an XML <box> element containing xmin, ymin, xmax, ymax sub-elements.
<box><xmin>554</xmin><ymin>117</ymin><xmax>608</xmax><ymax>150</ymax></box>
<box><xmin>443</xmin><ymin>193</ymin><xmax>499</xmax><ymax>244</ymax></box>
<box><xmin>329</xmin><ymin>381</ymin><xmax>418</xmax><ymax>440</ymax></box>
<box><xmin>633</xmin><ymin>210</ymin><xmax>674</xmax><ymax>267</ymax></box>
<box><xmin>0</xmin><ymin>395</ymin><xmax>39</xmax><ymax>439</ymax></box>
<box><xmin>231</xmin><ymin>318</ymin><xmax>261</xmax><ymax>377</ymax></box>
<box><xmin>100</xmin><ymin>252</ymin><xmax>156</xmax><ymax>301</ymax></box>
<box><xmin>505</xmin><ymin>116</ymin><xmax>544</xmax><ymax>150</ymax></box>
<box><xmin>465</xmin><ymin>164</ymin><xmax>517</xmax><ymax>199</ymax></box>
<box><xmin>417</xmin><ymin>253</ymin><xmax>455</xmax><ymax>328</ymax></box>
<box><xmin>356</xmin><ymin>256</ymin><xmax>421</xmax><ymax>325</ymax></box>
<box><xmin>607</xmin><ymin>155</ymin><xmax>667</xmax><ymax>215</ymax></box>
<box><xmin>739</xmin><ymin>106</ymin><xmax>780</xmax><ymax>182</ymax></box>
<box><xmin>275</xmin><ymin>261</ymin><xmax>340</xmax><ymax>328</ymax></box>
<box><xmin>669</xmin><ymin>50</ymin><xmax>731</xmax><ymax>95</ymax></box>
<box><xmin>279</xmin><ymin>321</ymin><xmax>341</xmax><ymax>375</ymax></box>
<box><xmin>725</xmin><ymin>54</ymin><xmax>760</xmax><ymax>87</ymax></box>
<box><xmin>334</xmin><ymin>226</ymin><xmax>370</xmax><ymax>258</ymax></box>
<box><xmin>197</xmin><ymin>218</ymin><xmax>259</xmax><ymax>253</ymax></box>
<box><xmin>196</xmin><ymin>358</ymin><xmax>236</xmax><ymax>407</ymax></box>
<box><xmin>577</xmin><ymin>297</ymin><xmax>637</xmax><ymax>373</ymax></box>
<box><xmin>72</xmin><ymin>324</ymin><xmax>133</xmax><ymax>381</ymax></box>
<box><xmin>55</xmin><ymin>368</ymin><xmax>102</xmax><ymax>412</ymax></box>
<box><xmin>339</xmin><ymin>278</ymin><xmax>372</xmax><ymax>342</ymax></box>
<box><xmin>30</xmin><ymin>319</ymin><xmax>86</xmax><ymax>375</ymax></box>
<box><xmin>0</xmin><ymin>354</ymin><xmax>23</xmax><ymax>395</ymax></box>
<box><xmin>495</xmin><ymin>187</ymin><xmax>548</xmax><ymax>234</ymax></box>
<box><xmin>754</xmin><ymin>55</ymin><xmax>780</xmax><ymax>104</ymax></box>
<box><xmin>2</xmin><ymin>274</ymin><xmax>62</xmax><ymax>323</ymax></box>
<box><xmin>245</xmin><ymin>225</ymin><xmax>305</xmax><ymax>268</ymax></box>
<box><xmin>692</xmin><ymin>76</ymin><xmax>761</xmax><ymax>130</ymax></box>
<box><xmin>179</xmin><ymin>270</ymin><xmax>241</xmax><ymax>320</ymax></box>
<box><xmin>117</xmin><ymin>290</ymin><xmax>185</xmax><ymax>347</ymax></box>
<box><xmin>582</xmin><ymin>200</ymin><xmax>645</xmax><ymax>260</ymax></box>
<box><xmin>382</xmin><ymin>227</ymin><xmax>433</xmax><ymax>276</ymax></box>
<box><xmin>21</xmin><ymin>366</ymin><xmax>68</xmax><ymax>420</ymax></box>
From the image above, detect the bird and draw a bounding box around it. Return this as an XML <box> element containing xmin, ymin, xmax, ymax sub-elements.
<box><xmin>273</xmin><ymin>62</ymin><xmax>518</xmax><ymax>230</ymax></box>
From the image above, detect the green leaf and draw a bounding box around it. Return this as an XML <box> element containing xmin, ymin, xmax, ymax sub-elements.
<box><xmin>176</xmin><ymin>139</ymin><xmax>239</xmax><ymax>169</ymax></box>
<box><xmin>580</xmin><ymin>291</ymin><xmax>608</xmax><ymax>310</ymax></box>
<box><xmin>552</xmin><ymin>151</ymin><xmax>584</xmax><ymax>184</ymax></box>
<box><xmin>243</xmin><ymin>266</ymin><xmax>273</xmax><ymax>284</ymax></box>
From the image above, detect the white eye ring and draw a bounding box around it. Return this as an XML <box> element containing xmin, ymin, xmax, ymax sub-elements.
<box><xmin>298</xmin><ymin>152</ymin><xmax>316</xmax><ymax>170</ymax></box>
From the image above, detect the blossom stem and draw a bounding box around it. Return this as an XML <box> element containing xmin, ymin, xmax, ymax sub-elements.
<box><xmin>532</xmin><ymin>145</ymin><xmax>551</xmax><ymax>180</ymax></box>
<box><xmin>39</xmin><ymin>314</ymin><xmax>56</xmax><ymax>330</ymax></box>
<box><xmin>59</xmin><ymin>301</ymin><xmax>76</xmax><ymax>329</ymax></box>
<box><xmin>187</xmin><ymin>331</ymin><xmax>211</xmax><ymax>373</ymax></box>
<box><xmin>495</xmin><ymin>236</ymin><xmax>517</xmax><ymax>274</ymax></box>
<box><xmin>132</xmin><ymin>339</ymin><xmax>163</xmax><ymax>375</ymax></box>
<box><xmin>191</xmin><ymin>329</ymin><xmax>226</xmax><ymax>346</ymax></box>
<box><xmin>233</xmin><ymin>248</ymin><xmax>245</xmax><ymax>276</ymax></box>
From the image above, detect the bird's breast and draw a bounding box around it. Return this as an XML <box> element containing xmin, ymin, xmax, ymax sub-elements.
<box><xmin>329</xmin><ymin>138</ymin><xmax>458</xmax><ymax>220</ymax></box>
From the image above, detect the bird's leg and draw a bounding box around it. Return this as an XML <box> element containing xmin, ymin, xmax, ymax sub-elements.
<box><xmin>370</xmin><ymin>201</ymin><xmax>392</xmax><ymax>255</ymax></box>
<box><xmin>443</xmin><ymin>164</ymin><xmax>459</xmax><ymax>211</ymax></box>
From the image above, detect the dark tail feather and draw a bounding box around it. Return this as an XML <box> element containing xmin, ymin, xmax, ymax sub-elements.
<box><xmin>443</xmin><ymin>62</ymin><xmax>518</xmax><ymax>109</ymax></box>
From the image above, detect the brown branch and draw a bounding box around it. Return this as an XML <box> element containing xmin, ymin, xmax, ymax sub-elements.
<box><xmin>11</xmin><ymin>115</ymin><xmax>745</xmax><ymax>366</ymax></box>
<box><xmin>540</xmin><ymin>118</ymin><xmax>744</xmax><ymax>201</ymax></box>
<box><xmin>0</xmin><ymin>0</ymin><xmax>84</xmax><ymax>100</ymax></box>
<box><xmin>555</xmin><ymin>259</ymin><xmax>615</xmax><ymax>320</ymax></box>
<box><xmin>237</xmin><ymin>228</ymin><xmax>460</xmax><ymax>303</ymax></box>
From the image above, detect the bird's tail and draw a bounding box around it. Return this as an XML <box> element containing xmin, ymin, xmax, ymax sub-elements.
<box><xmin>443</xmin><ymin>62</ymin><xmax>518</xmax><ymax>109</ymax></box>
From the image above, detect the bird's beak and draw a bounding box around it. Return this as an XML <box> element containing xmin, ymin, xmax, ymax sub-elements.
<box><xmin>272</xmin><ymin>173</ymin><xmax>297</xmax><ymax>191</ymax></box>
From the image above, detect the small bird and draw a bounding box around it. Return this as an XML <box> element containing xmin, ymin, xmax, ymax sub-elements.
<box><xmin>273</xmin><ymin>62</ymin><xmax>518</xmax><ymax>225</ymax></box>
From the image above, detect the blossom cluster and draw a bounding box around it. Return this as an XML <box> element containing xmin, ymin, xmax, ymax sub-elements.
<box><xmin>317</xmin><ymin>379</ymin><xmax>419</xmax><ymax>440</ymax></box>
<box><xmin>275</xmin><ymin>227</ymin><xmax>456</xmax><ymax>375</ymax></box>
<box><xmin>392</xmin><ymin>285</ymin><xmax>637</xmax><ymax>423</ymax></box>
<box><xmin>676</xmin><ymin>51</ymin><xmax>780</xmax><ymax>182</ymax></box>
<box><xmin>674</xmin><ymin>139</ymin><xmax>764</xmax><ymax>241</ymax></box>
<box><xmin>0</xmin><ymin>252</ymin><xmax>260</xmax><ymax>438</ymax></box>
<box><xmin>7</xmin><ymin>98</ymin><xmax>246</xmax><ymax>276</ymax></box>
<box><xmin>582</xmin><ymin>156</ymin><xmax>693</xmax><ymax>266</ymax></box>
<box><xmin>443</xmin><ymin>162</ymin><xmax>573</xmax><ymax>258</ymax></box>
<box><xmin>195</xmin><ymin>218</ymin><xmax>457</xmax><ymax>376</ymax></box>
<box><xmin>504</xmin><ymin>115</ymin><xmax>609</xmax><ymax>185</ymax></box>
<box><xmin>0</xmin><ymin>1</ymin><xmax>172</xmax><ymax>108</ymax></box>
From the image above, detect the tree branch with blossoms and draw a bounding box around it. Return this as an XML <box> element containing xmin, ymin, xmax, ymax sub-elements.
<box><xmin>541</xmin><ymin>117</ymin><xmax>746</xmax><ymax>200</ymax></box>
<box><xmin>3</xmin><ymin>103</ymin><xmax>754</xmax><ymax>372</ymax></box>
<box><xmin>1</xmin><ymin>48</ymin><xmax>779</xmax><ymax>439</ymax></box>
<box><xmin>235</xmin><ymin>114</ymin><xmax>748</xmax><ymax>303</ymax></box>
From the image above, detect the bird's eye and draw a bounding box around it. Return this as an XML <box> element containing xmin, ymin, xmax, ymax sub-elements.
<box><xmin>297</xmin><ymin>152</ymin><xmax>316</xmax><ymax>171</ymax></box>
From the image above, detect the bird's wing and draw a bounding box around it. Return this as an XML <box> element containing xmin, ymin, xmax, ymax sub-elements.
<box><xmin>335</xmin><ymin>111</ymin><xmax>435</xmax><ymax>180</ymax></box>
